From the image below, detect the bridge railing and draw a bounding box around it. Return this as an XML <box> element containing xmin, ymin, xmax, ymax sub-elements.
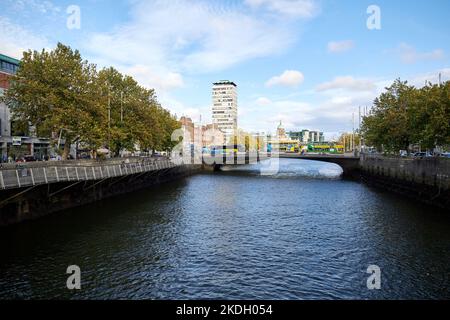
<box><xmin>0</xmin><ymin>158</ymin><xmax>177</xmax><ymax>190</ymax></box>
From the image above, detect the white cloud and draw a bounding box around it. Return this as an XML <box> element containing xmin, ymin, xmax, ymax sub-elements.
<box><xmin>316</xmin><ymin>76</ymin><xmax>376</xmax><ymax>92</ymax></box>
<box><xmin>256</xmin><ymin>97</ymin><xmax>272</xmax><ymax>105</ymax></box>
<box><xmin>244</xmin><ymin>0</ymin><xmax>318</xmax><ymax>18</ymax></box>
<box><xmin>266</xmin><ymin>70</ymin><xmax>305</xmax><ymax>87</ymax></box>
<box><xmin>85</xmin><ymin>0</ymin><xmax>296</xmax><ymax>79</ymax></box>
<box><xmin>327</xmin><ymin>40</ymin><xmax>354</xmax><ymax>53</ymax></box>
<box><xmin>4</xmin><ymin>0</ymin><xmax>61</xmax><ymax>15</ymax></box>
<box><xmin>395</xmin><ymin>43</ymin><xmax>444</xmax><ymax>64</ymax></box>
<box><xmin>330</xmin><ymin>96</ymin><xmax>353</xmax><ymax>105</ymax></box>
<box><xmin>0</xmin><ymin>17</ymin><xmax>50</xmax><ymax>58</ymax></box>
<box><xmin>158</xmin><ymin>94</ymin><xmax>210</xmax><ymax>124</ymax></box>
<box><xmin>408</xmin><ymin>68</ymin><xmax>450</xmax><ymax>87</ymax></box>
<box><xmin>124</xmin><ymin>65</ymin><xmax>184</xmax><ymax>91</ymax></box>
<box><xmin>246</xmin><ymin>68</ymin><xmax>450</xmax><ymax>135</ymax></box>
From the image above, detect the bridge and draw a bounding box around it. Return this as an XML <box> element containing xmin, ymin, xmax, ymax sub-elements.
<box><xmin>202</xmin><ymin>152</ymin><xmax>361</xmax><ymax>176</ymax></box>
<box><xmin>279</xmin><ymin>153</ymin><xmax>361</xmax><ymax>176</ymax></box>
<box><xmin>0</xmin><ymin>153</ymin><xmax>361</xmax><ymax>191</ymax></box>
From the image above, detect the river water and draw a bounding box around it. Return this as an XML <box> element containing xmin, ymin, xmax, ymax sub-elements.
<box><xmin>0</xmin><ymin>159</ymin><xmax>449</xmax><ymax>300</ymax></box>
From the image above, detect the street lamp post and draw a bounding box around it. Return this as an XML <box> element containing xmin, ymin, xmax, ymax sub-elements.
<box><xmin>120</xmin><ymin>91</ymin><xmax>124</xmax><ymax>123</ymax></box>
<box><xmin>108</xmin><ymin>87</ymin><xmax>111</xmax><ymax>150</ymax></box>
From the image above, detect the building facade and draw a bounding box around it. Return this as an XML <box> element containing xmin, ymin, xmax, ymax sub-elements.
<box><xmin>0</xmin><ymin>54</ymin><xmax>18</xmax><ymax>142</ymax></box>
<box><xmin>289</xmin><ymin>130</ymin><xmax>325</xmax><ymax>144</ymax></box>
<box><xmin>180</xmin><ymin>116</ymin><xmax>224</xmax><ymax>149</ymax></box>
<box><xmin>0</xmin><ymin>53</ymin><xmax>50</xmax><ymax>162</ymax></box>
<box><xmin>277</xmin><ymin>121</ymin><xmax>287</xmax><ymax>140</ymax></box>
<box><xmin>202</xmin><ymin>123</ymin><xmax>225</xmax><ymax>148</ymax></box>
<box><xmin>212</xmin><ymin>80</ymin><xmax>237</xmax><ymax>140</ymax></box>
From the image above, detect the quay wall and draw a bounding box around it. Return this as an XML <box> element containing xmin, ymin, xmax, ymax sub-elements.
<box><xmin>359</xmin><ymin>155</ymin><xmax>450</xmax><ymax>209</ymax></box>
<box><xmin>0</xmin><ymin>163</ymin><xmax>201</xmax><ymax>226</ymax></box>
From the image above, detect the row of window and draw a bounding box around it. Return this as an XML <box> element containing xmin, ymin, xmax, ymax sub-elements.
<box><xmin>213</xmin><ymin>91</ymin><xmax>236</xmax><ymax>95</ymax></box>
<box><xmin>213</xmin><ymin>87</ymin><xmax>235</xmax><ymax>91</ymax></box>
<box><xmin>213</xmin><ymin>107</ymin><xmax>235</xmax><ymax>111</ymax></box>
<box><xmin>212</xmin><ymin>112</ymin><xmax>236</xmax><ymax>116</ymax></box>
<box><xmin>213</xmin><ymin>95</ymin><xmax>236</xmax><ymax>98</ymax></box>
<box><xmin>0</xmin><ymin>61</ymin><xmax>19</xmax><ymax>74</ymax></box>
<box><xmin>214</xmin><ymin>116</ymin><xmax>235</xmax><ymax>120</ymax></box>
<box><xmin>214</xmin><ymin>99</ymin><xmax>235</xmax><ymax>103</ymax></box>
<box><xmin>213</xmin><ymin>104</ymin><xmax>236</xmax><ymax>107</ymax></box>
<box><xmin>213</xmin><ymin>104</ymin><xmax>235</xmax><ymax>107</ymax></box>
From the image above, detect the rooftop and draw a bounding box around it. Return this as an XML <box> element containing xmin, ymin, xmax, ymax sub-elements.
<box><xmin>0</xmin><ymin>53</ymin><xmax>20</xmax><ymax>66</ymax></box>
<box><xmin>213</xmin><ymin>80</ymin><xmax>237</xmax><ymax>87</ymax></box>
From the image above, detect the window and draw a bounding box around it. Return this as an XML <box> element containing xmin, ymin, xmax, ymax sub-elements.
<box><xmin>1</xmin><ymin>61</ymin><xmax>18</xmax><ymax>74</ymax></box>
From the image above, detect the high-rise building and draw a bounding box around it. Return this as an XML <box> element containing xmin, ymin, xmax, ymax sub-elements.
<box><xmin>212</xmin><ymin>80</ymin><xmax>237</xmax><ymax>139</ymax></box>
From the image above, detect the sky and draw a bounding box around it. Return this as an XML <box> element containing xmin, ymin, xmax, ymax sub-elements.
<box><xmin>1</xmin><ymin>0</ymin><xmax>449</xmax><ymax>139</ymax></box>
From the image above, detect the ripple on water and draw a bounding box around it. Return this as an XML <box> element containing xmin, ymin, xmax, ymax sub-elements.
<box><xmin>0</xmin><ymin>159</ymin><xmax>449</xmax><ymax>299</ymax></box>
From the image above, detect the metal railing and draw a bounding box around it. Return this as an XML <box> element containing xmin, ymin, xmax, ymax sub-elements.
<box><xmin>0</xmin><ymin>158</ymin><xmax>177</xmax><ymax>190</ymax></box>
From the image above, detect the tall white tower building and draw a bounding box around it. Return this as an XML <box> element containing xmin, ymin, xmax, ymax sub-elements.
<box><xmin>212</xmin><ymin>80</ymin><xmax>237</xmax><ymax>140</ymax></box>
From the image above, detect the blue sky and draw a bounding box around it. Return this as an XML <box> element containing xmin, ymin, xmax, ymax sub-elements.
<box><xmin>1</xmin><ymin>0</ymin><xmax>449</xmax><ymax>139</ymax></box>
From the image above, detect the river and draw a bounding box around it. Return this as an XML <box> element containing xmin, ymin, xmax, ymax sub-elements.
<box><xmin>0</xmin><ymin>159</ymin><xmax>449</xmax><ymax>299</ymax></box>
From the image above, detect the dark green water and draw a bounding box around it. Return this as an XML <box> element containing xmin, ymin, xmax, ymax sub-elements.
<box><xmin>0</xmin><ymin>159</ymin><xmax>449</xmax><ymax>299</ymax></box>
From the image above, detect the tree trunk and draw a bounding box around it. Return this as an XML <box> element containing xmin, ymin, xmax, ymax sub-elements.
<box><xmin>62</xmin><ymin>139</ymin><xmax>71</xmax><ymax>160</ymax></box>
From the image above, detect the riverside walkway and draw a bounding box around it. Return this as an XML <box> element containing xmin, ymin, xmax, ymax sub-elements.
<box><xmin>0</xmin><ymin>157</ymin><xmax>177</xmax><ymax>190</ymax></box>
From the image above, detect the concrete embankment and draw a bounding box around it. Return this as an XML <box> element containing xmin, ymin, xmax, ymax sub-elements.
<box><xmin>0</xmin><ymin>159</ymin><xmax>201</xmax><ymax>226</ymax></box>
<box><xmin>359</xmin><ymin>155</ymin><xmax>450</xmax><ymax>209</ymax></box>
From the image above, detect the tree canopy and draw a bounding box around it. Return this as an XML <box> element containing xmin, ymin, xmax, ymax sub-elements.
<box><xmin>3</xmin><ymin>43</ymin><xmax>180</xmax><ymax>159</ymax></box>
<box><xmin>361</xmin><ymin>79</ymin><xmax>450</xmax><ymax>153</ymax></box>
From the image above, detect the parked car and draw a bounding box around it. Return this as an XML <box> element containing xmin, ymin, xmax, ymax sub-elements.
<box><xmin>413</xmin><ymin>152</ymin><xmax>432</xmax><ymax>158</ymax></box>
<box><xmin>440</xmin><ymin>152</ymin><xmax>450</xmax><ymax>158</ymax></box>
<box><xmin>399</xmin><ymin>150</ymin><xmax>408</xmax><ymax>157</ymax></box>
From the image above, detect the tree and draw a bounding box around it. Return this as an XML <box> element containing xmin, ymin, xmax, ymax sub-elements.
<box><xmin>415</xmin><ymin>82</ymin><xmax>450</xmax><ymax>149</ymax></box>
<box><xmin>4</xmin><ymin>43</ymin><xmax>106</xmax><ymax>159</ymax></box>
<box><xmin>362</xmin><ymin>79</ymin><xmax>450</xmax><ymax>153</ymax></box>
<box><xmin>361</xmin><ymin>79</ymin><xmax>413</xmax><ymax>153</ymax></box>
<box><xmin>97</xmin><ymin>67</ymin><xmax>180</xmax><ymax>155</ymax></box>
<box><xmin>3</xmin><ymin>43</ymin><xmax>181</xmax><ymax>159</ymax></box>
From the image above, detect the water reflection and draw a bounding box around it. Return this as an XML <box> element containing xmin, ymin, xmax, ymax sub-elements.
<box><xmin>221</xmin><ymin>159</ymin><xmax>343</xmax><ymax>179</ymax></box>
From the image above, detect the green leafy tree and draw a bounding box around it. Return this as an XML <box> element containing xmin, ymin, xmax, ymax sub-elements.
<box><xmin>3</xmin><ymin>43</ymin><xmax>181</xmax><ymax>159</ymax></box>
<box><xmin>4</xmin><ymin>43</ymin><xmax>106</xmax><ymax>159</ymax></box>
<box><xmin>362</xmin><ymin>80</ymin><xmax>413</xmax><ymax>153</ymax></box>
<box><xmin>362</xmin><ymin>79</ymin><xmax>450</xmax><ymax>153</ymax></box>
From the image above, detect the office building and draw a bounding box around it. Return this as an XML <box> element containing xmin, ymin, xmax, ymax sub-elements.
<box><xmin>212</xmin><ymin>80</ymin><xmax>237</xmax><ymax>140</ymax></box>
